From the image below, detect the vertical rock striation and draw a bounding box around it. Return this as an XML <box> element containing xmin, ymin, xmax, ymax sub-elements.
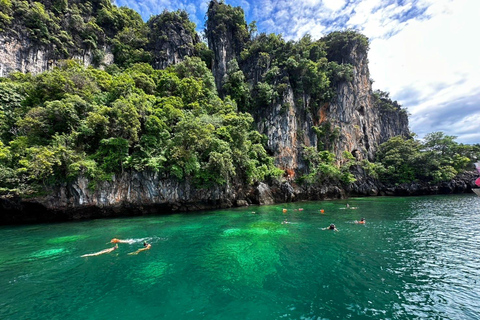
<box><xmin>206</xmin><ymin>3</ymin><xmax>409</xmax><ymax>176</ymax></box>
<box><xmin>206</xmin><ymin>0</ymin><xmax>249</xmax><ymax>97</ymax></box>
<box><xmin>325</xmin><ymin>39</ymin><xmax>409</xmax><ymax>162</ymax></box>
<box><xmin>0</xmin><ymin>33</ymin><xmax>113</xmax><ymax>76</ymax></box>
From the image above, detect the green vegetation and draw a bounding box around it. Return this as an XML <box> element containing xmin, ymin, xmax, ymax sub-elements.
<box><xmin>205</xmin><ymin>2</ymin><xmax>359</xmax><ymax>112</ymax></box>
<box><xmin>206</xmin><ymin>0</ymin><xmax>249</xmax><ymax>52</ymax></box>
<box><xmin>300</xmin><ymin>130</ymin><xmax>480</xmax><ymax>187</ymax></box>
<box><xmin>233</xmin><ymin>32</ymin><xmax>348</xmax><ymax>111</ymax></box>
<box><xmin>0</xmin><ymin>58</ymin><xmax>282</xmax><ymax>195</ymax></box>
<box><xmin>370</xmin><ymin>133</ymin><xmax>480</xmax><ymax>184</ymax></box>
<box><xmin>322</xmin><ymin>29</ymin><xmax>369</xmax><ymax>64</ymax></box>
<box><xmin>373</xmin><ymin>90</ymin><xmax>407</xmax><ymax>115</ymax></box>
<box><xmin>1</xmin><ymin>0</ymin><xmax>477</xmax><ymax>198</ymax></box>
<box><xmin>4</xmin><ymin>1</ymin><xmax>205</xmax><ymax>69</ymax></box>
<box><xmin>300</xmin><ymin>147</ymin><xmax>356</xmax><ymax>185</ymax></box>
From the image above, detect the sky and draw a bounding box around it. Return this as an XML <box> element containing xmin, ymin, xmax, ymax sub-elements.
<box><xmin>114</xmin><ymin>0</ymin><xmax>480</xmax><ymax>144</ymax></box>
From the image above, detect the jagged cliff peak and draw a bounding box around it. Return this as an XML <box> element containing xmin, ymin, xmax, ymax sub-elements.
<box><xmin>204</xmin><ymin>0</ymin><xmax>409</xmax><ymax>177</ymax></box>
<box><xmin>147</xmin><ymin>10</ymin><xmax>200</xmax><ymax>70</ymax></box>
<box><xmin>205</xmin><ymin>0</ymin><xmax>250</xmax><ymax>97</ymax></box>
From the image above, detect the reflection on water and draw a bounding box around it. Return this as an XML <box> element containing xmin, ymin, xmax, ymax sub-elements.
<box><xmin>1</xmin><ymin>194</ymin><xmax>480</xmax><ymax>319</ymax></box>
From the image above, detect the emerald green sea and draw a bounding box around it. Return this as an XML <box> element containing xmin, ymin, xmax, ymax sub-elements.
<box><xmin>1</xmin><ymin>195</ymin><xmax>480</xmax><ymax>319</ymax></box>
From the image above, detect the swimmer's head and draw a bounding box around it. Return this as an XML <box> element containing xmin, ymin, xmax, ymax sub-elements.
<box><xmin>143</xmin><ymin>241</ymin><xmax>148</xmax><ymax>247</ymax></box>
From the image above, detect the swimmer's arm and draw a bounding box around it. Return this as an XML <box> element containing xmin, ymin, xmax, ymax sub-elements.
<box><xmin>128</xmin><ymin>249</ymin><xmax>145</xmax><ymax>255</ymax></box>
<box><xmin>81</xmin><ymin>249</ymin><xmax>109</xmax><ymax>257</ymax></box>
<box><xmin>128</xmin><ymin>246</ymin><xmax>151</xmax><ymax>255</ymax></box>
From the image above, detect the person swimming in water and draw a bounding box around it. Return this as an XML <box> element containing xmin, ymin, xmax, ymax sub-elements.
<box><xmin>128</xmin><ymin>241</ymin><xmax>151</xmax><ymax>255</ymax></box>
<box><xmin>355</xmin><ymin>218</ymin><xmax>366</xmax><ymax>224</ymax></box>
<box><xmin>110</xmin><ymin>238</ymin><xmax>132</xmax><ymax>244</ymax></box>
<box><xmin>81</xmin><ymin>244</ymin><xmax>118</xmax><ymax>257</ymax></box>
<box><xmin>323</xmin><ymin>224</ymin><xmax>338</xmax><ymax>231</ymax></box>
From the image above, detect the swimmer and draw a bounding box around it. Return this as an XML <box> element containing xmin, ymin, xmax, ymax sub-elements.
<box><xmin>322</xmin><ymin>224</ymin><xmax>338</xmax><ymax>232</ymax></box>
<box><xmin>346</xmin><ymin>203</ymin><xmax>350</xmax><ymax>208</ymax></box>
<box><xmin>128</xmin><ymin>241</ymin><xmax>151</xmax><ymax>255</ymax></box>
<box><xmin>281</xmin><ymin>219</ymin><xmax>289</xmax><ymax>224</ymax></box>
<box><xmin>355</xmin><ymin>218</ymin><xmax>366</xmax><ymax>224</ymax></box>
<box><xmin>110</xmin><ymin>238</ymin><xmax>131</xmax><ymax>244</ymax></box>
<box><xmin>81</xmin><ymin>244</ymin><xmax>118</xmax><ymax>257</ymax></box>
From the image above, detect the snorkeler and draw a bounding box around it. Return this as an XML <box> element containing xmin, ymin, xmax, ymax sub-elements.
<box><xmin>128</xmin><ymin>241</ymin><xmax>151</xmax><ymax>255</ymax></box>
<box><xmin>323</xmin><ymin>224</ymin><xmax>338</xmax><ymax>231</ymax></box>
<box><xmin>81</xmin><ymin>244</ymin><xmax>118</xmax><ymax>257</ymax></box>
<box><xmin>355</xmin><ymin>218</ymin><xmax>366</xmax><ymax>224</ymax></box>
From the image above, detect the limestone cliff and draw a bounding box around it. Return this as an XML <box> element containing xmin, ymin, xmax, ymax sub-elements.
<box><xmin>205</xmin><ymin>3</ymin><xmax>409</xmax><ymax>178</ymax></box>
<box><xmin>0</xmin><ymin>1</ymin><xmax>440</xmax><ymax>225</ymax></box>
<box><xmin>0</xmin><ymin>32</ymin><xmax>113</xmax><ymax>76</ymax></box>
<box><xmin>0</xmin><ymin>4</ymin><xmax>198</xmax><ymax>77</ymax></box>
<box><xmin>206</xmin><ymin>0</ymin><xmax>249</xmax><ymax>97</ymax></box>
<box><xmin>0</xmin><ymin>172</ymin><xmax>279</xmax><ymax>223</ymax></box>
<box><xmin>323</xmin><ymin>39</ymin><xmax>409</xmax><ymax>162</ymax></box>
<box><xmin>147</xmin><ymin>11</ymin><xmax>200</xmax><ymax>70</ymax></box>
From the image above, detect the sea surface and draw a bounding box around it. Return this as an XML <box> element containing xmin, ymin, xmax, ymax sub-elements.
<box><xmin>1</xmin><ymin>195</ymin><xmax>480</xmax><ymax>320</ymax></box>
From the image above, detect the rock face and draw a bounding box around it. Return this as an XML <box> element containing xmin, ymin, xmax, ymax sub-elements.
<box><xmin>206</xmin><ymin>0</ymin><xmax>249</xmax><ymax>97</ymax></box>
<box><xmin>0</xmin><ymin>10</ymin><xmax>196</xmax><ymax>77</ymax></box>
<box><xmin>0</xmin><ymin>33</ymin><xmax>113</xmax><ymax>76</ymax></box>
<box><xmin>0</xmin><ymin>172</ymin><xmax>306</xmax><ymax>224</ymax></box>
<box><xmin>205</xmin><ymin>4</ymin><xmax>409</xmax><ymax>177</ymax></box>
<box><xmin>325</xmin><ymin>41</ymin><xmax>409</xmax><ymax>162</ymax></box>
<box><xmin>3</xmin><ymin>169</ymin><xmax>476</xmax><ymax>224</ymax></box>
<box><xmin>0</xmin><ymin>172</ymin><xmax>237</xmax><ymax>223</ymax></box>
<box><xmin>148</xmin><ymin>12</ymin><xmax>200</xmax><ymax>70</ymax></box>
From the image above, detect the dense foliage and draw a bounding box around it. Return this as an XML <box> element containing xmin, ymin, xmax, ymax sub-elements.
<box><xmin>219</xmin><ymin>31</ymin><xmax>356</xmax><ymax>112</ymax></box>
<box><xmin>0</xmin><ymin>58</ymin><xmax>282</xmax><ymax>195</ymax></box>
<box><xmin>370</xmin><ymin>133</ymin><xmax>480</xmax><ymax>184</ymax></box>
<box><xmin>1</xmin><ymin>0</ymin><xmax>478</xmax><ymax>198</ymax></box>
<box><xmin>300</xmin><ymin>147</ymin><xmax>356</xmax><ymax>185</ymax></box>
<box><xmin>373</xmin><ymin>90</ymin><xmax>407</xmax><ymax>115</ymax></box>
<box><xmin>205</xmin><ymin>1</ymin><xmax>358</xmax><ymax>115</ymax></box>
<box><xmin>1</xmin><ymin>1</ymin><xmax>209</xmax><ymax>69</ymax></box>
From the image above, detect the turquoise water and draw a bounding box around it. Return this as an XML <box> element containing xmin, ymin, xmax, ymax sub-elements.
<box><xmin>1</xmin><ymin>195</ymin><xmax>480</xmax><ymax>319</ymax></box>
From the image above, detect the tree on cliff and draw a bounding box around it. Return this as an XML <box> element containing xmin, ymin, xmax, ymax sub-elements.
<box><xmin>0</xmin><ymin>57</ymin><xmax>282</xmax><ymax>195</ymax></box>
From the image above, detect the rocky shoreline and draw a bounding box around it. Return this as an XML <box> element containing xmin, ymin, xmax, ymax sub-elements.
<box><xmin>1</xmin><ymin>170</ymin><xmax>477</xmax><ymax>225</ymax></box>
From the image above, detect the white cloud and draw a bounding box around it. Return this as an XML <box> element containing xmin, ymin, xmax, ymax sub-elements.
<box><xmin>368</xmin><ymin>0</ymin><xmax>480</xmax><ymax>142</ymax></box>
<box><xmin>322</xmin><ymin>0</ymin><xmax>346</xmax><ymax>11</ymax></box>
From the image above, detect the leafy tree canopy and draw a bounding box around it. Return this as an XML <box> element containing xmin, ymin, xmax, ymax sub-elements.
<box><xmin>0</xmin><ymin>59</ymin><xmax>282</xmax><ymax>195</ymax></box>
